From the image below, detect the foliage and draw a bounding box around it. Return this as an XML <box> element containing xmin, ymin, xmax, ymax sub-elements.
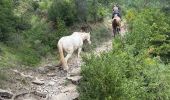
<box><xmin>48</xmin><ymin>0</ymin><xmax>107</xmax><ymax>25</ymax></box>
<box><xmin>48</xmin><ymin>0</ymin><xmax>76</xmax><ymax>26</ymax></box>
<box><xmin>74</xmin><ymin>0</ymin><xmax>88</xmax><ymax>22</ymax></box>
<box><xmin>45</xmin><ymin>18</ymin><xmax>69</xmax><ymax>48</ymax></box>
<box><xmin>0</xmin><ymin>0</ymin><xmax>18</xmax><ymax>42</ymax></box>
<box><xmin>88</xmin><ymin>0</ymin><xmax>106</xmax><ymax>22</ymax></box>
<box><xmin>79</xmin><ymin>36</ymin><xmax>170</xmax><ymax>100</ymax></box>
<box><xmin>126</xmin><ymin>9</ymin><xmax>170</xmax><ymax>63</ymax></box>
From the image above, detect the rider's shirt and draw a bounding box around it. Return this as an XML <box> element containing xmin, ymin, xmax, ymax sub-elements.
<box><xmin>113</xmin><ymin>6</ymin><xmax>119</xmax><ymax>13</ymax></box>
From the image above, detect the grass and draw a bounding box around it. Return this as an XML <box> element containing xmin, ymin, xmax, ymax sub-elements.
<box><xmin>0</xmin><ymin>44</ymin><xmax>19</xmax><ymax>68</ymax></box>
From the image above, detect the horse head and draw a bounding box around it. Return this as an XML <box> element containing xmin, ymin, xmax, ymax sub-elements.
<box><xmin>85</xmin><ymin>32</ymin><xmax>91</xmax><ymax>44</ymax></box>
<box><xmin>81</xmin><ymin>32</ymin><xmax>91</xmax><ymax>44</ymax></box>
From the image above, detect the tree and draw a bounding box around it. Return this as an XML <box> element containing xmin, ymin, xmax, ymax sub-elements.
<box><xmin>75</xmin><ymin>0</ymin><xmax>88</xmax><ymax>22</ymax></box>
<box><xmin>48</xmin><ymin>0</ymin><xmax>76</xmax><ymax>26</ymax></box>
<box><xmin>0</xmin><ymin>0</ymin><xmax>18</xmax><ymax>42</ymax></box>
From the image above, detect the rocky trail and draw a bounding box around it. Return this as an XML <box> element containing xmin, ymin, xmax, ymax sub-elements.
<box><xmin>0</xmin><ymin>39</ymin><xmax>112</xmax><ymax>100</ymax></box>
<box><xmin>0</xmin><ymin>19</ymin><xmax>127</xmax><ymax>100</ymax></box>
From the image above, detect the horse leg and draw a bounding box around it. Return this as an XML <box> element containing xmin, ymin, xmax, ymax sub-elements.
<box><xmin>116</xmin><ymin>27</ymin><xmax>119</xmax><ymax>34</ymax></box>
<box><xmin>112</xmin><ymin>28</ymin><xmax>115</xmax><ymax>37</ymax></box>
<box><xmin>77</xmin><ymin>47</ymin><xmax>82</xmax><ymax>59</ymax></box>
<box><xmin>113</xmin><ymin>28</ymin><xmax>116</xmax><ymax>37</ymax></box>
<box><xmin>64</xmin><ymin>51</ymin><xmax>73</xmax><ymax>70</ymax></box>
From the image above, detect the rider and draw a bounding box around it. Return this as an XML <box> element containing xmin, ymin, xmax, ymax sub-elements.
<box><xmin>112</xmin><ymin>4</ymin><xmax>121</xmax><ymax>19</ymax></box>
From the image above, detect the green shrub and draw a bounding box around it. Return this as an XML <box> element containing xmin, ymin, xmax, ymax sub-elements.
<box><xmin>48</xmin><ymin>0</ymin><xmax>76</xmax><ymax>26</ymax></box>
<box><xmin>88</xmin><ymin>0</ymin><xmax>105</xmax><ymax>22</ymax></box>
<box><xmin>126</xmin><ymin>9</ymin><xmax>170</xmax><ymax>63</ymax></box>
<box><xmin>74</xmin><ymin>0</ymin><xmax>88</xmax><ymax>22</ymax></box>
<box><xmin>0</xmin><ymin>0</ymin><xmax>18</xmax><ymax>42</ymax></box>
<box><xmin>17</xmin><ymin>47</ymin><xmax>41</xmax><ymax>66</ymax></box>
<box><xmin>37</xmin><ymin>18</ymin><xmax>69</xmax><ymax>49</ymax></box>
<box><xmin>79</xmin><ymin>38</ymin><xmax>170</xmax><ymax>100</ymax></box>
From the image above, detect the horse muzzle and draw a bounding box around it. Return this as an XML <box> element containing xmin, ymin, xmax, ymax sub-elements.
<box><xmin>88</xmin><ymin>41</ymin><xmax>91</xmax><ymax>44</ymax></box>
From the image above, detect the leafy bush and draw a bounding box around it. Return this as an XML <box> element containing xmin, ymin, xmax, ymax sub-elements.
<box><xmin>88</xmin><ymin>0</ymin><xmax>106</xmax><ymax>22</ymax></box>
<box><xmin>48</xmin><ymin>0</ymin><xmax>107</xmax><ymax>25</ymax></box>
<box><xmin>42</xmin><ymin>18</ymin><xmax>69</xmax><ymax>48</ymax></box>
<box><xmin>48</xmin><ymin>0</ymin><xmax>76</xmax><ymax>26</ymax></box>
<box><xmin>0</xmin><ymin>0</ymin><xmax>18</xmax><ymax>42</ymax></box>
<box><xmin>74</xmin><ymin>0</ymin><xmax>88</xmax><ymax>22</ymax></box>
<box><xmin>79</xmin><ymin>37</ymin><xmax>170</xmax><ymax>100</ymax></box>
<box><xmin>126</xmin><ymin>9</ymin><xmax>170</xmax><ymax>63</ymax></box>
<box><xmin>17</xmin><ymin>47</ymin><xmax>41</xmax><ymax>66</ymax></box>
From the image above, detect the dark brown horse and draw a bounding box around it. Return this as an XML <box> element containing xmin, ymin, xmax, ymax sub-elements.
<box><xmin>112</xmin><ymin>14</ymin><xmax>121</xmax><ymax>37</ymax></box>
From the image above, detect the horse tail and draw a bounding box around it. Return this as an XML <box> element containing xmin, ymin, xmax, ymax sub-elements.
<box><xmin>112</xmin><ymin>19</ymin><xmax>117</xmax><ymax>28</ymax></box>
<box><xmin>57</xmin><ymin>41</ymin><xmax>67</xmax><ymax>69</ymax></box>
<box><xmin>113</xmin><ymin>19</ymin><xmax>117</xmax><ymax>24</ymax></box>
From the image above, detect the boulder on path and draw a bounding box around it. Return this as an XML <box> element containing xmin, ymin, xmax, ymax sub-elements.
<box><xmin>44</xmin><ymin>64</ymin><xmax>56</xmax><ymax>70</ymax></box>
<box><xmin>37</xmin><ymin>64</ymin><xmax>56</xmax><ymax>74</ymax></box>
<box><xmin>37</xmin><ymin>67</ymin><xmax>50</xmax><ymax>74</ymax></box>
<box><xmin>61</xmin><ymin>84</ymin><xmax>77</xmax><ymax>93</ymax></box>
<box><xmin>48</xmin><ymin>81</ymin><xmax>56</xmax><ymax>86</ymax></box>
<box><xmin>67</xmin><ymin>76</ymin><xmax>82</xmax><ymax>85</ymax></box>
<box><xmin>47</xmin><ymin>73</ymin><xmax>56</xmax><ymax>77</ymax></box>
<box><xmin>0</xmin><ymin>89</ymin><xmax>13</xmax><ymax>99</ymax></box>
<box><xmin>31</xmin><ymin>91</ymin><xmax>47</xmax><ymax>98</ymax></box>
<box><xmin>13</xmin><ymin>91</ymin><xmax>46</xmax><ymax>100</ymax></box>
<box><xmin>69</xmin><ymin>67</ymin><xmax>81</xmax><ymax>76</ymax></box>
<box><xmin>50</xmin><ymin>92</ymin><xmax>79</xmax><ymax>100</ymax></box>
<box><xmin>32</xmin><ymin>78</ymin><xmax>45</xmax><ymax>85</ymax></box>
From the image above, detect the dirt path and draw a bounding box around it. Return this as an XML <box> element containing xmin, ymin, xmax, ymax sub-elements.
<box><xmin>6</xmin><ymin>39</ymin><xmax>112</xmax><ymax>100</ymax></box>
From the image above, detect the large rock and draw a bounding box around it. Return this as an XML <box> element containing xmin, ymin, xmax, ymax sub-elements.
<box><xmin>48</xmin><ymin>81</ymin><xmax>55</xmax><ymax>86</ymax></box>
<box><xmin>0</xmin><ymin>89</ymin><xmax>13</xmax><ymax>99</ymax></box>
<box><xmin>47</xmin><ymin>73</ymin><xmax>56</xmax><ymax>77</ymax></box>
<box><xmin>13</xmin><ymin>91</ymin><xmax>46</xmax><ymax>100</ymax></box>
<box><xmin>32</xmin><ymin>78</ymin><xmax>45</xmax><ymax>85</ymax></box>
<box><xmin>31</xmin><ymin>91</ymin><xmax>47</xmax><ymax>98</ymax></box>
<box><xmin>44</xmin><ymin>64</ymin><xmax>56</xmax><ymax>70</ymax></box>
<box><xmin>69</xmin><ymin>68</ymin><xmax>81</xmax><ymax>76</ymax></box>
<box><xmin>50</xmin><ymin>92</ymin><xmax>79</xmax><ymax>100</ymax></box>
<box><xmin>67</xmin><ymin>76</ymin><xmax>82</xmax><ymax>85</ymax></box>
<box><xmin>37</xmin><ymin>67</ymin><xmax>50</xmax><ymax>74</ymax></box>
<box><xmin>61</xmin><ymin>84</ymin><xmax>77</xmax><ymax>93</ymax></box>
<box><xmin>37</xmin><ymin>64</ymin><xmax>55</xmax><ymax>74</ymax></box>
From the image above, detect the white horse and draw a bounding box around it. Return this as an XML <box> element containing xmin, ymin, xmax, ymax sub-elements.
<box><xmin>57</xmin><ymin>32</ymin><xmax>91</xmax><ymax>71</ymax></box>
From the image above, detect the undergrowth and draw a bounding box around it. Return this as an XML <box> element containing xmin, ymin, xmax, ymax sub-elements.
<box><xmin>79</xmin><ymin>37</ymin><xmax>170</xmax><ymax>100</ymax></box>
